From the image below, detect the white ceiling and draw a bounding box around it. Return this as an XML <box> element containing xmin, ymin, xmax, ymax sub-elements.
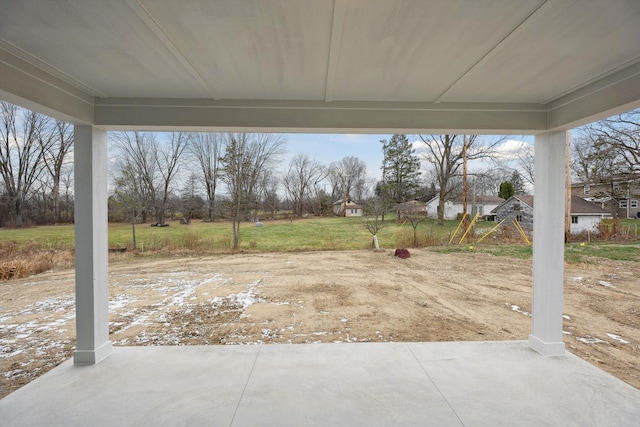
<box><xmin>1</xmin><ymin>0</ymin><xmax>640</xmax><ymax>133</ymax></box>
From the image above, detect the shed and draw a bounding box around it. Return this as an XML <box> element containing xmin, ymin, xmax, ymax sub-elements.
<box><xmin>491</xmin><ymin>195</ymin><xmax>611</xmax><ymax>233</ymax></box>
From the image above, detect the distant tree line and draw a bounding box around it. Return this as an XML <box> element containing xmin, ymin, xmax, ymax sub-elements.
<box><xmin>4</xmin><ymin>100</ymin><xmax>637</xmax><ymax>231</ymax></box>
<box><xmin>0</xmin><ymin>101</ymin><xmax>74</xmax><ymax>227</ymax></box>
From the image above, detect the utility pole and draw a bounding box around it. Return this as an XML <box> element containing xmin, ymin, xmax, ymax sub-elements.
<box><xmin>462</xmin><ymin>134</ymin><xmax>468</xmax><ymax>233</ymax></box>
<box><xmin>565</xmin><ymin>131</ymin><xmax>572</xmax><ymax>243</ymax></box>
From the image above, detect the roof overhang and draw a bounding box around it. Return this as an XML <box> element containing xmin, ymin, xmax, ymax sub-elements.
<box><xmin>2</xmin><ymin>0</ymin><xmax>640</xmax><ymax>133</ymax></box>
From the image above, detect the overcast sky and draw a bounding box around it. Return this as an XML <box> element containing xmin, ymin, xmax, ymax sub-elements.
<box><xmin>281</xmin><ymin>133</ymin><xmax>535</xmax><ymax>182</ymax></box>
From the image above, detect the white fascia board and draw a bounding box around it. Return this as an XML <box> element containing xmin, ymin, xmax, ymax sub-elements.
<box><xmin>0</xmin><ymin>48</ymin><xmax>94</xmax><ymax>124</ymax></box>
<box><xmin>94</xmin><ymin>98</ymin><xmax>548</xmax><ymax>134</ymax></box>
<box><xmin>547</xmin><ymin>60</ymin><xmax>640</xmax><ymax>131</ymax></box>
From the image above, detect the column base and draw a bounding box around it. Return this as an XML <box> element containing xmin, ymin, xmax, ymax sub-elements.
<box><xmin>74</xmin><ymin>341</ymin><xmax>114</xmax><ymax>365</ymax></box>
<box><xmin>528</xmin><ymin>334</ymin><xmax>565</xmax><ymax>356</ymax></box>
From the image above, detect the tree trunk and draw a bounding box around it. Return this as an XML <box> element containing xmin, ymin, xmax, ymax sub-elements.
<box><xmin>14</xmin><ymin>197</ymin><xmax>24</xmax><ymax>227</ymax></box>
<box><xmin>437</xmin><ymin>189</ymin><xmax>446</xmax><ymax>226</ymax></box>
<box><xmin>232</xmin><ymin>219</ymin><xmax>240</xmax><ymax>248</ymax></box>
<box><xmin>52</xmin><ymin>180</ymin><xmax>60</xmax><ymax>223</ymax></box>
<box><xmin>131</xmin><ymin>212</ymin><xmax>137</xmax><ymax>250</ymax></box>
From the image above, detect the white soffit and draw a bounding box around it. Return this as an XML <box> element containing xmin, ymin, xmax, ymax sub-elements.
<box><xmin>440</xmin><ymin>0</ymin><xmax>640</xmax><ymax>104</ymax></box>
<box><xmin>330</xmin><ymin>0</ymin><xmax>545</xmax><ymax>102</ymax></box>
<box><xmin>1</xmin><ymin>0</ymin><xmax>640</xmax><ymax>132</ymax></box>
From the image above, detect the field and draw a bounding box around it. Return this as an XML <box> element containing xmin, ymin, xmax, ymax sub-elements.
<box><xmin>0</xmin><ymin>216</ymin><xmax>638</xmax><ymax>279</ymax></box>
<box><xmin>1</xmin><ymin>217</ymin><xmax>639</xmax><ymax>398</ymax></box>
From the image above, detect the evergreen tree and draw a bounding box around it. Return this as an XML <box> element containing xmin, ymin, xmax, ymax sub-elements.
<box><xmin>498</xmin><ymin>181</ymin><xmax>515</xmax><ymax>199</ymax></box>
<box><xmin>511</xmin><ymin>170</ymin><xmax>526</xmax><ymax>194</ymax></box>
<box><xmin>380</xmin><ymin>134</ymin><xmax>422</xmax><ymax>203</ymax></box>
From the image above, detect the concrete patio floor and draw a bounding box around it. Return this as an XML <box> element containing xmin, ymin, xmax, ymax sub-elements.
<box><xmin>1</xmin><ymin>341</ymin><xmax>639</xmax><ymax>426</ymax></box>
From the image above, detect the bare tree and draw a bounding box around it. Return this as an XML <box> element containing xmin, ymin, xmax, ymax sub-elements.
<box><xmin>111</xmin><ymin>161</ymin><xmax>146</xmax><ymax>248</ymax></box>
<box><xmin>112</xmin><ymin>131</ymin><xmax>188</xmax><ymax>225</ymax></box>
<box><xmin>156</xmin><ymin>132</ymin><xmax>189</xmax><ymax>224</ymax></box>
<box><xmin>0</xmin><ymin>101</ymin><xmax>52</xmax><ymax>226</ymax></box>
<box><xmin>327</xmin><ymin>156</ymin><xmax>368</xmax><ymax>213</ymax></box>
<box><xmin>220</xmin><ymin>133</ymin><xmax>284</xmax><ymax>248</ymax></box>
<box><xmin>60</xmin><ymin>164</ymin><xmax>74</xmax><ymax>222</ymax></box>
<box><xmin>283</xmin><ymin>154</ymin><xmax>326</xmax><ymax>218</ymax></box>
<box><xmin>418</xmin><ymin>134</ymin><xmax>501</xmax><ymax>225</ymax></box>
<box><xmin>571</xmin><ymin>134</ymin><xmax>624</xmax><ymax>184</ymax></box>
<box><xmin>181</xmin><ymin>171</ymin><xmax>204</xmax><ymax>221</ymax></box>
<box><xmin>43</xmin><ymin>120</ymin><xmax>74</xmax><ymax>222</ymax></box>
<box><xmin>112</xmin><ymin>131</ymin><xmax>157</xmax><ymax>223</ymax></box>
<box><xmin>582</xmin><ymin>109</ymin><xmax>640</xmax><ymax>176</ymax></box>
<box><xmin>516</xmin><ymin>147</ymin><xmax>535</xmax><ymax>186</ymax></box>
<box><xmin>189</xmin><ymin>132</ymin><xmax>222</xmax><ymax>221</ymax></box>
<box><xmin>260</xmin><ymin>170</ymin><xmax>280</xmax><ymax>219</ymax></box>
<box><xmin>362</xmin><ymin>197</ymin><xmax>386</xmax><ymax>250</ymax></box>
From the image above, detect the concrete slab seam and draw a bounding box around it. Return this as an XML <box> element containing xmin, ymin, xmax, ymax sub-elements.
<box><xmin>229</xmin><ymin>344</ymin><xmax>262</xmax><ymax>427</ymax></box>
<box><xmin>405</xmin><ymin>343</ymin><xmax>466</xmax><ymax>427</ymax></box>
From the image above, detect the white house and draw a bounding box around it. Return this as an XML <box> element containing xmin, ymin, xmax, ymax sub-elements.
<box><xmin>332</xmin><ymin>199</ymin><xmax>363</xmax><ymax>217</ymax></box>
<box><xmin>569</xmin><ymin>195</ymin><xmax>612</xmax><ymax>233</ymax></box>
<box><xmin>426</xmin><ymin>195</ymin><xmax>504</xmax><ymax>220</ymax></box>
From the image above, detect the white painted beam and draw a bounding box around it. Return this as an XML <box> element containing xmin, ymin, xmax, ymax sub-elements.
<box><xmin>94</xmin><ymin>98</ymin><xmax>548</xmax><ymax>133</ymax></box>
<box><xmin>73</xmin><ymin>125</ymin><xmax>113</xmax><ymax>365</ymax></box>
<box><xmin>547</xmin><ymin>59</ymin><xmax>640</xmax><ymax>130</ymax></box>
<box><xmin>0</xmin><ymin>46</ymin><xmax>95</xmax><ymax>124</ymax></box>
<box><xmin>529</xmin><ymin>131</ymin><xmax>567</xmax><ymax>356</ymax></box>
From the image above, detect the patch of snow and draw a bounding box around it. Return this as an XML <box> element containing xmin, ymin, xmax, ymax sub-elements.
<box><xmin>109</xmin><ymin>294</ymin><xmax>136</xmax><ymax>311</ymax></box>
<box><xmin>563</xmin><ymin>331</ymin><xmax>572</xmax><ymax>335</ymax></box>
<box><xmin>597</xmin><ymin>280</ymin><xmax>616</xmax><ymax>288</ymax></box>
<box><xmin>212</xmin><ymin>291</ymin><xmax>263</xmax><ymax>311</ymax></box>
<box><xmin>576</xmin><ymin>336</ymin><xmax>607</xmax><ymax>344</ymax></box>
<box><xmin>606</xmin><ymin>333</ymin><xmax>629</xmax><ymax>344</ymax></box>
<box><xmin>562</xmin><ymin>314</ymin><xmax>571</xmax><ymax>320</ymax></box>
<box><xmin>506</xmin><ymin>303</ymin><xmax>531</xmax><ymax>316</ymax></box>
<box><xmin>568</xmin><ymin>276</ymin><xmax>583</xmax><ymax>282</ymax></box>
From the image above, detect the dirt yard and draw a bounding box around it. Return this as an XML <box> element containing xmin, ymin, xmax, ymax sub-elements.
<box><xmin>1</xmin><ymin>249</ymin><xmax>639</xmax><ymax>398</ymax></box>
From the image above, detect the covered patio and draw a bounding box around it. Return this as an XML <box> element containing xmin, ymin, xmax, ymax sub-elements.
<box><xmin>3</xmin><ymin>342</ymin><xmax>640</xmax><ymax>426</ymax></box>
<box><xmin>1</xmin><ymin>1</ymin><xmax>640</xmax><ymax>425</ymax></box>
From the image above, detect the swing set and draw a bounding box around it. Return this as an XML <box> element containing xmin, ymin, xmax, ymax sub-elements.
<box><xmin>449</xmin><ymin>213</ymin><xmax>531</xmax><ymax>245</ymax></box>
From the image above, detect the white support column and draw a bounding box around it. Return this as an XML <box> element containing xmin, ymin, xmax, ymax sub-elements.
<box><xmin>73</xmin><ymin>125</ymin><xmax>113</xmax><ymax>365</ymax></box>
<box><xmin>528</xmin><ymin>131</ymin><xmax>567</xmax><ymax>356</ymax></box>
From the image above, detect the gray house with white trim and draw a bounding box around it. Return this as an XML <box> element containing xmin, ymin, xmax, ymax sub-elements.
<box><xmin>492</xmin><ymin>195</ymin><xmax>610</xmax><ymax>233</ymax></box>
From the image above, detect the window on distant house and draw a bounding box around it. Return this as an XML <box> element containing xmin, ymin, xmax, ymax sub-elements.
<box><xmin>619</xmin><ymin>200</ymin><xmax>628</xmax><ymax>208</ymax></box>
<box><xmin>613</xmin><ymin>182</ymin><xmax>620</xmax><ymax>191</ymax></box>
<box><xmin>516</xmin><ymin>215</ymin><xmax>523</xmax><ymax>222</ymax></box>
<box><xmin>584</xmin><ymin>185</ymin><xmax>590</xmax><ymax>195</ymax></box>
<box><xmin>351</xmin><ymin>209</ymin><xmax>356</xmax><ymax>214</ymax></box>
<box><xmin>571</xmin><ymin>216</ymin><xmax>578</xmax><ymax>224</ymax></box>
<box><xmin>632</xmin><ymin>200</ymin><xmax>639</xmax><ymax>209</ymax></box>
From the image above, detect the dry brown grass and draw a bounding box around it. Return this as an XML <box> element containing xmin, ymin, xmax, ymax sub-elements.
<box><xmin>0</xmin><ymin>241</ymin><xmax>74</xmax><ymax>280</ymax></box>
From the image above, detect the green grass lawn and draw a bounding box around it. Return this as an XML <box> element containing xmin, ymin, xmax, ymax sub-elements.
<box><xmin>100</xmin><ymin>216</ymin><xmax>458</xmax><ymax>252</ymax></box>
<box><xmin>0</xmin><ymin>217</ymin><xmax>638</xmax><ymax>264</ymax></box>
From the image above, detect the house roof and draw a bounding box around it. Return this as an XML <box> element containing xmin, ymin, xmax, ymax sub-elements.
<box><xmin>333</xmin><ymin>199</ymin><xmax>361</xmax><ymax>207</ymax></box>
<box><xmin>570</xmin><ymin>196</ymin><xmax>611</xmax><ymax>215</ymax></box>
<box><xmin>490</xmin><ymin>194</ymin><xmax>533</xmax><ymax>214</ymax></box>
<box><xmin>451</xmin><ymin>195</ymin><xmax>505</xmax><ymax>204</ymax></box>
<box><xmin>491</xmin><ymin>194</ymin><xmax>610</xmax><ymax>215</ymax></box>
